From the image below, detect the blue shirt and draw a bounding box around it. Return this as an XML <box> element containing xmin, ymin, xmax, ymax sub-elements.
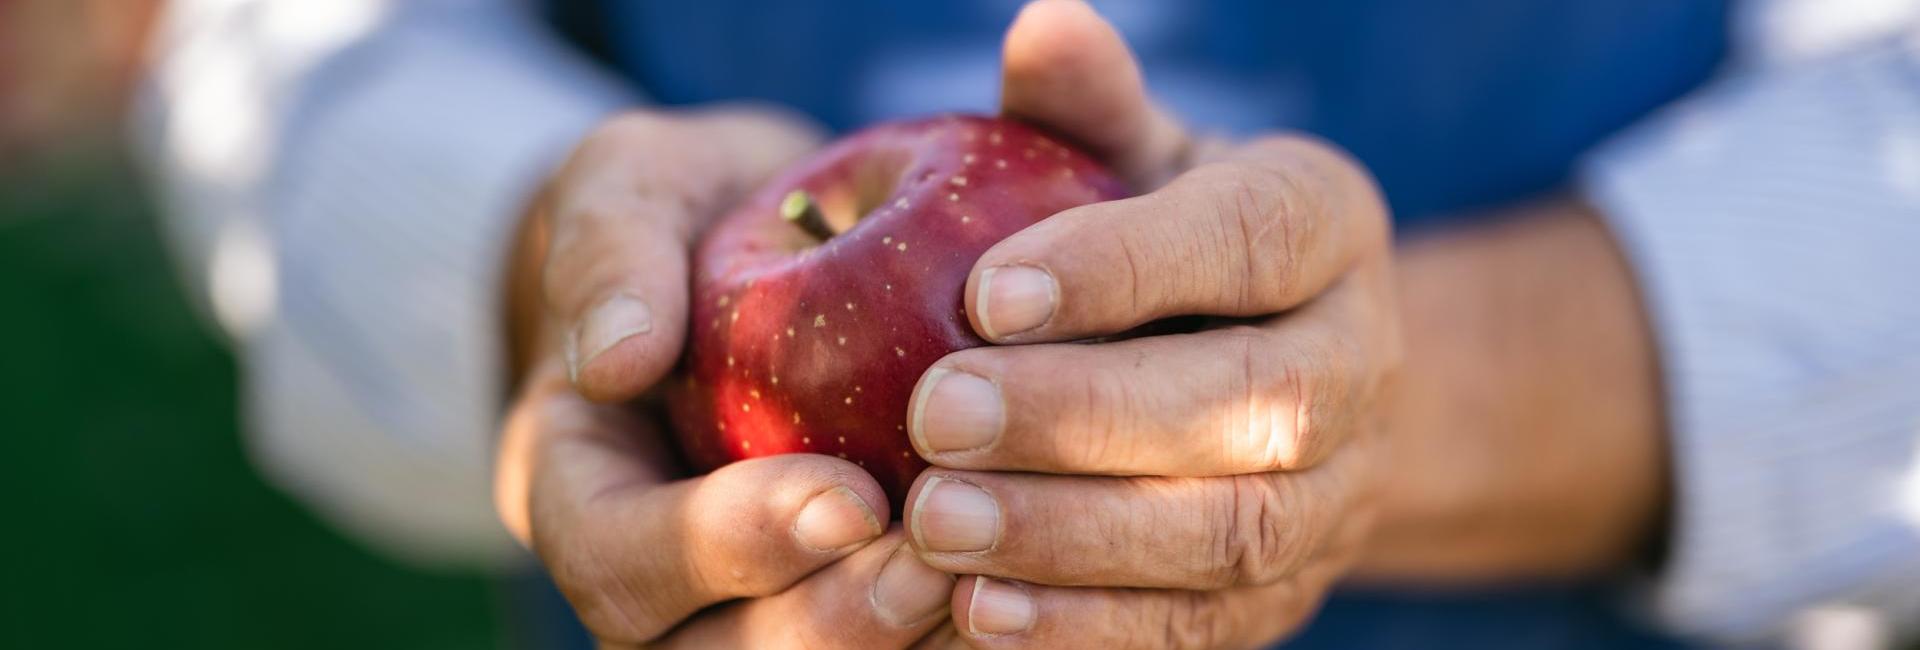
<box><xmin>574</xmin><ymin>0</ymin><xmax>1728</xmax><ymax>224</ymax></box>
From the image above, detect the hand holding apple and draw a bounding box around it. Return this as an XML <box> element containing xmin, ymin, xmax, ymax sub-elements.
<box><xmin>893</xmin><ymin>2</ymin><xmax>1402</xmax><ymax>648</ymax></box>
<box><xmin>495</xmin><ymin>108</ymin><xmax>959</xmax><ymax>648</ymax></box>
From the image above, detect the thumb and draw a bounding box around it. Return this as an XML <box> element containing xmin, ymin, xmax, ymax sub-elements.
<box><xmin>998</xmin><ymin>0</ymin><xmax>1189</xmax><ymax>186</ymax></box>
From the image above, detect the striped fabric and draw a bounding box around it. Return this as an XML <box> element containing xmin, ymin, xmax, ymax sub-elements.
<box><xmin>135</xmin><ymin>0</ymin><xmax>630</xmax><ymax>568</ymax></box>
<box><xmin>1583</xmin><ymin>34</ymin><xmax>1920</xmax><ymax>641</ymax></box>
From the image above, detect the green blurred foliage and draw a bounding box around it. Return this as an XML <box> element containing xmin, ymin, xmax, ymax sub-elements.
<box><xmin>0</xmin><ymin>151</ymin><xmax>502</xmax><ymax>649</ymax></box>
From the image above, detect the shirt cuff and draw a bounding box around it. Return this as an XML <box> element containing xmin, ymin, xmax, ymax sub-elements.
<box><xmin>1581</xmin><ymin>40</ymin><xmax>1920</xmax><ymax>641</ymax></box>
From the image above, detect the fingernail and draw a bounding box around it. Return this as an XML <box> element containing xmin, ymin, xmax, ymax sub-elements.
<box><xmin>872</xmin><ymin>545</ymin><xmax>956</xmax><ymax>625</ymax></box>
<box><xmin>794</xmin><ymin>486</ymin><xmax>883</xmax><ymax>552</ymax></box>
<box><xmin>977</xmin><ymin>265</ymin><xmax>1056</xmax><ymax>339</ymax></box>
<box><xmin>569</xmin><ymin>293</ymin><xmax>653</xmax><ymax>380</ymax></box>
<box><xmin>911</xmin><ymin>477</ymin><xmax>1000</xmax><ymax>552</ymax></box>
<box><xmin>910</xmin><ymin>368</ymin><xmax>1004</xmax><ymax>454</ymax></box>
<box><xmin>967</xmin><ymin>577</ymin><xmax>1035</xmax><ymax>636</ymax></box>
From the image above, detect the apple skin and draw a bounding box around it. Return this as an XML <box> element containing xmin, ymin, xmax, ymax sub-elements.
<box><xmin>669</xmin><ymin>114</ymin><xmax>1127</xmax><ymax>510</ymax></box>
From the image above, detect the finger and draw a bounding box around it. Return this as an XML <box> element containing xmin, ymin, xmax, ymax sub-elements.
<box><xmin>965</xmin><ymin>135</ymin><xmax>1388</xmax><ymax>343</ymax></box>
<box><xmin>914</xmin><ymin>266</ymin><xmax>1393</xmax><ymax>475</ymax></box>
<box><xmin>947</xmin><ymin>535</ymin><xmax>1361</xmax><ymax>650</ymax></box>
<box><xmin>655</xmin><ymin>532</ymin><xmax>956</xmax><ymax>649</ymax></box>
<box><xmin>998</xmin><ymin>0</ymin><xmax>1189</xmax><ymax>186</ymax></box>
<box><xmin>510</xmin><ymin>373</ymin><xmax>889</xmax><ymax>645</ymax></box>
<box><xmin>902</xmin><ymin>438</ymin><xmax>1376</xmax><ymax>591</ymax></box>
<box><xmin>544</xmin><ymin>107</ymin><xmax>821</xmax><ymax>401</ymax></box>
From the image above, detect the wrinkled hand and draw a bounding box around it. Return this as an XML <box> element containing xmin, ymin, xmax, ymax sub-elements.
<box><xmin>494</xmin><ymin>109</ymin><xmax>959</xmax><ymax>648</ymax></box>
<box><xmin>902</xmin><ymin>2</ymin><xmax>1400</xmax><ymax>647</ymax></box>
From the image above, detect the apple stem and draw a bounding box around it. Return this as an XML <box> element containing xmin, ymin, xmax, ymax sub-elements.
<box><xmin>780</xmin><ymin>190</ymin><xmax>836</xmax><ymax>241</ymax></box>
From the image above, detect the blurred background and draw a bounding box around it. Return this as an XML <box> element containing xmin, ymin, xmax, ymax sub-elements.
<box><xmin>5</xmin><ymin>1</ymin><xmax>1918</xmax><ymax>649</ymax></box>
<box><xmin>0</xmin><ymin>2</ymin><xmax>503</xmax><ymax>647</ymax></box>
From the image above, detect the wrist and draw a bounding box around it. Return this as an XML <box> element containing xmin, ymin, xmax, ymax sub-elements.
<box><xmin>1355</xmin><ymin>200</ymin><xmax>1669</xmax><ymax>582</ymax></box>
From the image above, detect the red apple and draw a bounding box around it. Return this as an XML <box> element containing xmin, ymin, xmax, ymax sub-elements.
<box><xmin>671</xmin><ymin>114</ymin><xmax>1127</xmax><ymax>509</ymax></box>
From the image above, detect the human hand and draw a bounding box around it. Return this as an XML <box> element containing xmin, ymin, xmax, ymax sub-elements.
<box><xmin>495</xmin><ymin>109</ymin><xmax>959</xmax><ymax>648</ymax></box>
<box><xmin>901</xmin><ymin>2</ymin><xmax>1400</xmax><ymax>647</ymax></box>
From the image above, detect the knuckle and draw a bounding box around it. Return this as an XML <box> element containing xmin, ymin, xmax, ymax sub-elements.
<box><xmin>1159</xmin><ymin>590</ymin><xmax>1228</xmax><ymax>650</ymax></box>
<box><xmin>1062</xmin><ymin>361</ymin><xmax>1147</xmax><ymax>471</ymax></box>
<box><xmin>1213</xmin><ymin>475</ymin><xmax>1310</xmax><ymax>587</ymax></box>
<box><xmin>1202</xmin><ymin>159</ymin><xmax>1318</xmax><ymax>312</ymax></box>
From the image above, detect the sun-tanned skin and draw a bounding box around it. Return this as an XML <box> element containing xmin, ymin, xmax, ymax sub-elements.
<box><xmin>495</xmin><ymin>1</ymin><xmax>1666</xmax><ymax>648</ymax></box>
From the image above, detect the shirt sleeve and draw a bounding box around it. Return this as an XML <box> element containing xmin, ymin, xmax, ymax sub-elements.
<box><xmin>133</xmin><ymin>0</ymin><xmax>631</xmax><ymax>569</ymax></box>
<box><xmin>1580</xmin><ymin>32</ymin><xmax>1920</xmax><ymax>642</ymax></box>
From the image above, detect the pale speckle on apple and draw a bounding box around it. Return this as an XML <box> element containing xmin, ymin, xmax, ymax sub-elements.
<box><xmin>854</xmin><ymin>385</ymin><xmax>864</xmax><ymax>393</ymax></box>
<box><xmin>717</xmin><ymin>295</ymin><xmax>730</xmax><ymax>307</ymax></box>
<box><xmin>718</xmin><ymin>422</ymin><xmax>726</xmax><ymax>431</ymax></box>
<box><xmin>814</xmin><ymin>314</ymin><xmax>827</xmax><ymax>327</ymax></box>
<box><xmin>894</xmin><ymin>346</ymin><xmax>906</xmax><ymax>357</ymax></box>
<box><xmin>838</xmin><ymin>435</ymin><xmax>847</xmax><ymax>444</ymax></box>
<box><xmin>960</xmin><ymin>215</ymin><xmax>972</xmax><ymax>224</ymax></box>
<box><xmin>749</xmin><ymin>389</ymin><xmax>761</xmax><ymax>399</ymax></box>
<box><xmin>786</xmin><ymin>326</ymin><xmax>796</xmax><ymax>338</ymax></box>
<box><xmin>897</xmin><ymin>242</ymin><xmax>908</xmax><ymax>252</ymax></box>
<box><xmin>949</xmin><ymin>175</ymin><xmax>968</xmax><ymax>187</ymax></box>
<box><xmin>802</xmin><ymin>436</ymin><xmax>811</xmax><ymax>445</ymax></box>
<box><xmin>729</xmin><ymin>310</ymin><xmax>739</xmax><ymax>323</ymax></box>
<box><xmin>844</xmin><ymin>302</ymin><xmax>855</xmax><ymax>311</ymax></box>
<box><xmin>988</xmin><ymin>130</ymin><xmax>1003</xmax><ymax>145</ymax></box>
<box><xmin>844</xmin><ymin>396</ymin><xmax>854</xmax><ymax>405</ymax></box>
<box><xmin>771</xmin><ymin>375</ymin><xmax>780</xmax><ymax>385</ymax></box>
<box><xmin>742</xmin><ymin>440</ymin><xmax>752</xmax><ymax>451</ymax></box>
<box><xmin>740</xmin><ymin>402</ymin><xmax>751</xmax><ymax>412</ymax></box>
<box><xmin>793</xmin><ymin>412</ymin><xmax>803</xmax><ymax>424</ymax></box>
<box><xmin>883</xmin><ymin>235</ymin><xmax>892</xmax><ymax>244</ymax></box>
<box><xmin>995</xmin><ymin>159</ymin><xmax>1008</xmax><ymax>170</ymax></box>
<box><xmin>726</xmin><ymin>356</ymin><xmax>735</xmax><ymax>367</ymax></box>
<box><xmin>836</xmin><ymin>336</ymin><xmax>847</xmax><ymax>346</ymax></box>
<box><xmin>894</xmin><ymin>197</ymin><xmax>910</xmax><ymax>209</ymax></box>
<box><xmin>963</xmin><ymin>153</ymin><xmax>977</xmax><ymax>165</ymax></box>
<box><xmin>947</xmin><ymin>193</ymin><xmax>959</xmax><ymax>202</ymax></box>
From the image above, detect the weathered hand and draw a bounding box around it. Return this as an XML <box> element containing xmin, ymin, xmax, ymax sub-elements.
<box><xmin>495</xmin><ymin>109</ymin><xmax>958</xmax><ymax>648</ymax></box>
<box><xmin>903</xmin><ymin>2</ymin><xmax>1400</xmax><ymax>647</ymax></box>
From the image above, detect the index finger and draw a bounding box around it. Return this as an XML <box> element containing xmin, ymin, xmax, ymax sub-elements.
<box><xmin>965</xmin><ymin>135</ymin><xmax>1388</xmax><ymax>343</ymax></box>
